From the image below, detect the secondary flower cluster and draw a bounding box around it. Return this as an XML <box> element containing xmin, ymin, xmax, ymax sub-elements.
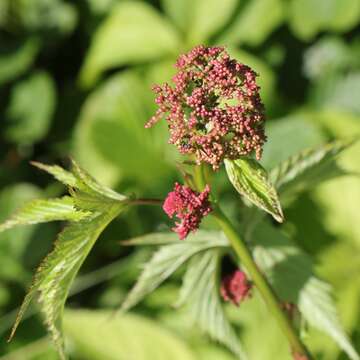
<box><xmin>146</xmin><ymin>45</ymin><xmax>266</xmax><ymax>169</ymax></box>
<box><xmin>220</xmin><ymin>270</ymin><xmax>252</xmax><ymax>306</ymax></box>
<box><xmin>163</xmin><ymin>183</ymin><xmax>212</xmax><ymax>240</ymax></box>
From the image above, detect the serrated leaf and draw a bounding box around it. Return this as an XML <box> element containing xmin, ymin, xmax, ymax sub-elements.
<box><xmin>71</xmin><ymin>159</ymin><xmax>126</xmax><ymax>201</ymax></box>
<box><xmin>0</xmin><ymin>197</ymin><xmax>91</xmax><ymax>233</ymax></box>
<box><xmin>177</xmin><ymin>249</ymin><xmax>248</xmax><ymax>359</ymax></box>
<box><xmin>79</xmin><ymin>1</ymin><xmax>179</xmax><ymax>87</ymax></box>
<box><xmin>9</xmin><ymin>202</ymin><xmax>125</xmax><ymax>360</ymax></box>
<box><xmin>186</xmin><ymin>0</ymin><xmax>237</xmax><ymax>44</ymax></box>
<box><xmin>0</xmin><ymin>37</ymin><xmax>39</xmax><ymax>85</ymax></box>
<box><xmin>270</xmin><ymin>139</ymin><xmax>355</xmax><ymax>199</ymax></box>
<box><xmin>225</xmin><ymin>158</ymin><xmax>284</xmax><ymax>222</ymax></box>
<box><xmin>31</xmin><ymin>161</ymin><xmax>79</xmax><ymax>188</ymax></box>
<box><xmin>251</xmin><ymin>222</ymin><xmax>360</xmax><ymax>360</ymax></box>
<box><xmin>121</xmin><ymin>232</ymin><xmax>228</xmax><ymax>311</ymax></box>
<box><xmin>218</xmin><ymin>0</ymin><xmax>284</xmax><ymax>46</ymax></box>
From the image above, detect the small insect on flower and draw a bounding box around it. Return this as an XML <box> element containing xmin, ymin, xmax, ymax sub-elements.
<box><xmin>163</xmin><ymin>183</ymin><xmax>212</xmax><ymax>240</ymax></box>
<box><xmin>220</xmin><ymin>270</ymin><xmax>252</xmax><ymax>306</ymax></box>
<box><xmin>146</xmin><ymin>45</ymin><xmax>266</xmax><ymax>170</ymax></box>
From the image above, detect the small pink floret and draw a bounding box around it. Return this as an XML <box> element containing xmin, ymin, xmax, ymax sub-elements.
<box><xmin>146</xmin><ymin>45</ymin><xmax>266</xmax><ymax>169</ymax></box>
<box><xmin>220</xmin><ymin>270</ymin><xmax>252</xmax><ymax>306</ymax></box>
<box><xmin>162</xmin><ymin>183</ymin><xmax>212</xmax><ymax>240</ymax></box>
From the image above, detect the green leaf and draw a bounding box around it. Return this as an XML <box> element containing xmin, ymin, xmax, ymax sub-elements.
<box><xmin>10</xmin><ymin>202</ymin><xmax>126</xmax><ymax>359</ymax></box>
<box><xmin>261</xmin><ymin>113</ymin><xmax>325</xmax><ymax>169</ymax></box>
<box><xmin>64</xmin><ymin>309</ymin><xmax>196</xmax><ymax>360</ymax></box>
<box><xmin>73</xmin><ymin>70</ymin><xmax>175</xmax><ymax>187</ymax></box>
<box><xmin>79</xmin><ymin>1</ymin><xmax>179</xmax><ymax>87</ymax></box>
<box><xmin>122</xmin><ymin>230</ymin><xmax>228</xmax><ymax>247</ymax></box>
<box><xmin>225</xmin><ymin>158</ymin><xmax>284</xmax><ymax>222</ymax></box>
<box><xmin>31</xmin><ymin>161</ymin><xmax>79</xmax><ymax>188</ymax></box>
<box><xmin>0</xmin><ymin>183</ymin><xmax>43</xmax><ymax>282</ymax></box>
<box><xmin>186</xmin><ymin>0</ymin><xmax>237</xmax><ymax>44</ymax></box>
<box><xmin>270</xmin><ymin>139</ymin><xmax>355</xmax><ymax>199</ymax></box>
<box><xmin>5</xmin><ymin>71</ymin><xmax>56</xmax><ymax>145</ymax></box>
<box><xmin>121</xmin><ymin>232</ymin><xmax>228</xmax><ymax>311</ymax></box>
<box><xmin>0</xmin><ymin>37</ymin><xmax>39</xmax><ymax>85</ymax></box>
<box><xmin>288</xmin><ymin>0</ymin><xmax>360</xmax><ymax>41</ymax></box>
<box><xmin>218</xmin><ymin>0</ymin><xmax>285</xmax><ymax>46</ymax></box>
<box><xmin>251</xmin><ymin>222</ymin><xmax>360</xmax><ymax>360</ymax></box>
<box><xmin>0</xmin><ymin>197</ymin><xmax>91</xmax><ymax>233</ymax></box>
<box><xmin>177</xmin><ymin>249</ymin><xmax>248</xmax><ymax>359</ymax></box>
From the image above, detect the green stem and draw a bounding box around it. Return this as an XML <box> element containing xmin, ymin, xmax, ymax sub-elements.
<box><xmin>194</xmin><ymin>164</ymin><xmax>311</xmax><ymax>359</ymax></box>
<box><xmin>212</xmin><ymin>207</ymin><xmax>311</xmax><ymax>358</ymax></box>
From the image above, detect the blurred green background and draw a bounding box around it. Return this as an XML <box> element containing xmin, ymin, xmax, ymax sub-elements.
<box><xmin>0</xmin><ymin>0</ymin><xmax>359</xmax><ymax>359</ymax></box>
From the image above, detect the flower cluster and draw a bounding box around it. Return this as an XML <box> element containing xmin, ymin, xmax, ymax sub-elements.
<box><xmin>146</xmin><ymin>45</ymin><xmax>266</xmax><ymax>169</ymax></box>
<box><xmin>220</xmin><ymin>270</ymin><xmax>252</xmax><ymax>306</ymax></box>
<box><xmin>163</xmin><ymin>183</ymin><xmax>212</xmax><ymax>240</ymax></box>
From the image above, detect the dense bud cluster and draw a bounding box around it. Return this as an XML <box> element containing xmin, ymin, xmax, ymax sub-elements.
<box><xmin>146</xmin><ymin>45</ymin><xmax>266</xmax><ymax>169</ymax></box>
<box><xmin>220</xmin><ymin>270</ymin><xmax>252</xmax><ymax>305</ymax></box>
<box><xmin>163</xmin><ymin>183</ymin><xmax>212</xmax><ymax>239</ymax></box>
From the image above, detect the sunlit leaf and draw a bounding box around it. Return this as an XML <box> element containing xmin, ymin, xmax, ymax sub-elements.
<box><xmin>252</xmin><ymin>222</ymin><xmax>360</xmax><ymax>360</ymax></box>
<box><xmin>74</xmin><ymin>70</ymin><xmax>175</xmax><ymax>187</ymax></box>
<box><xmin>225</xmin><ymin>158</ymin><xmax>283</xmax><ymax>222</ymax></box>
<box><xmin>0</xmin><ymin>197</ymin><xmax>91</xmax><ymax>233</ymax></box>
<box><xmin>270</xmin><ymin>139</ymin><xmax>355</xmax><ymax>199</ymax></box>
<box><xmin>177</xmin><ymin>249</ymin><xmax>248</xmax><ymax>359</ymax></box>
<box><xmin>31</xmin><ymin>162</ymin><xmax>79</xmax><ymax>188</ymax></box>
<box><xmin>80</xmin><ymin>1</ymin><xmax>179</xmax><ymax>87</ymax></box>
<box><xmin>218</xmin><ymin>0</ymin><xmax>284</xmax><ymax>46</ymax></box>
<box><xmin>288</xmin><ymin>0</ymin><xmax>360</xmax><ymax>41</ymax></box>
<box><xmin>0</xmin><ymin>183</ymin><xmax>43</xmax><ymax>282</ymax></box>
<box><xmin>5</xmin><ymin>71</ymin><xmax>56</xmax><ymax>145</ymax></box>
<box><xmin>121</xmin><ymin>232</ymin><xmax>228</xmax><ymax>311</ymax></box>
<box><xmin>0</xmin><ymin>37</ymin><xmax>39</xmax><ymax>85</ymax></box>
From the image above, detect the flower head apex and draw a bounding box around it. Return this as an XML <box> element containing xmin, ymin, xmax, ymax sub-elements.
<box><xmin>220</xmin><ymin>270</ymin><xmax>252</xmax><ymax>306</ymax></box>
<box><xmin>163</xmin><ymin>183</ymin><xmax>212</xmax><ymax>240</ymax></box>
<box><xmin>146</xmin><ymin>45</ymin><xmax>266</xmax><ymax>170</ymax></box>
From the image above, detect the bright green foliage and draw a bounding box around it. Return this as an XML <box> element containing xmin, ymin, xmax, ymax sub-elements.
<box><xmin>80</xmin><ymin>1</ymin><xmax>179</xmax><ymax>87</ymax></box>
<box><xmin>0</xmin><ymin>197</ymin><xmax>91</xmax><ymax>232</ymax></box>
<box><xmin>289</xmin><ymin>0</ymin><xmax>360</xmax><ymax>40</ymax></box>
<box><xmin>219</xmin><ymin>0</ymin><xmax>285</xmax><ymax>46</ymax></box>
<box><xmin>30</xmin><ymin>161</ymin><xmax>79</xmax><ymax>188</ymax></box>
<box><xmin>64</xmin><ymin>309</ymin><xmax>196</xmax><ymax>360</ymax></box>
<box><xmin>74</xmin><ymin>70</ymin><xmax>176</xmax><ymax>187</ymax></box>
<box><xmin>121</xmin><ymin>232</ymin><xmax>228</xmax><ymax>312</ymax></box>
<box><xmin>177</xmin><ymin>249</ymin><xmax>247</xmax><ymax>359</ymax></box>
<box><xmin>252</xmin><ymin>222</ymin><xmax>360</xmax><ymax>360</ymax></box>
<box><xmin>271</xmin><ymin>139</ymin><xmax>355</xmax><ymax>200</ymax></box>
<box><xmin>5</xmin><ymin>71</ymin><xmax>56</xmax><ymax>145</ymax></box>
<box><xmin>225</xmin><ymin>158</ymin><xmax>284</xmax><ymax>222</ymax></box>
<box><xmin>0</xmin><ymin>161</ymin><xmax>128</xmax><ymax>360</ymax></box>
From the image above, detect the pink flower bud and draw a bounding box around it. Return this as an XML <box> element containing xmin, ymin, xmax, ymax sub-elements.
<box><xmin>163</xmin><ymin>183</ymin><xmax>212</xmax><ymax>240</ymax></box>
<box><xmin>220</xmin><ymin>270</ymin><xmax>252</xmax><ymax>305</ymax></box>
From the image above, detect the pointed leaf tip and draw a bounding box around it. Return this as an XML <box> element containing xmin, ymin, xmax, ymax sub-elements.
<box><xmin>225</xmin><ymin>158</ymin><xmax>284</xmax><ymax>222</ymax></box>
